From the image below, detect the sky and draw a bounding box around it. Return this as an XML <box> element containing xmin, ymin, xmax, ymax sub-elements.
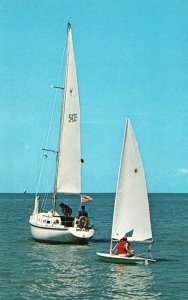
<box><xmin>0</xmin><ymin>0</ymin><xmax>188</xmax><ymax>193</ymax></box>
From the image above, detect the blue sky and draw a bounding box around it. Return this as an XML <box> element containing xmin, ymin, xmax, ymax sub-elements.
<box><xmin>0</xmin><ymin>0</ymin><xmax>188</xmax><ymax>193</ymax></box>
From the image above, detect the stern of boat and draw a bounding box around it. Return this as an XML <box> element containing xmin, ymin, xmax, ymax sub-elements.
<box><xmin>69</xmin><ymin>226</ymin><xmax>95</xmax><ymax>239</ymax></box>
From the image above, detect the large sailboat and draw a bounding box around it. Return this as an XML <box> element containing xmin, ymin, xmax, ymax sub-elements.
<box><xmin>97</xmin><ymin>119</ymin><xmax>156</xmax><ymax>264</ymax></box>
<box><xmin>29</xmin><ymin>23</ymin><xmax>95</xmax><ymax>244</ymax></box>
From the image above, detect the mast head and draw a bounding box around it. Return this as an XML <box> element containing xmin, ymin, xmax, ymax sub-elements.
<box><xmin>68</xmin><ymin>17</ymin><xmax>72</xmax><ymax>30</ymax></box>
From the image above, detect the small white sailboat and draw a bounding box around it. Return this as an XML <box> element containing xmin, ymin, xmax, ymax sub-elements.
<box><xmin>29</xmin><ymin>23</ymin><xmax>95</xmax><ymax>244</ymax></box>
<box><xmin>97</xmin><ymin>119</ymin><xmax>156</xmax><ymax>264</ymax></box>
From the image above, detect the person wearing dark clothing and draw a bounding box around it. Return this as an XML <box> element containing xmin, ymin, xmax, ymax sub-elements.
<box><xmin>77</xmin><ymin>205</ymin><xmax>88</xmax><ymax>218</ymax></box>
<box><xmin>77</xmin><ymin>206</ymin><xmax>88</xmax><ymax>228</ymax></box>
<box><xmin>59</xmin><ymin>202</ymin><xmax>72</xmax><ymax>216</ymax></box>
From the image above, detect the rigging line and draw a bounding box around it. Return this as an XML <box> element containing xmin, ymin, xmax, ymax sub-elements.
<box><xmin>35</xmin><ymin>150</ymin><xmax>41</xmax><ymax>193</ymax></box>
<box><xmin>40</xmin><ymin>181</ymin><xmax>50</xmax><ymax>211</ymax></box>
<box><xmin>36</xmin><ymin>33</ymin><xmax>67</xmax><ymax>194</ymax></box>
<box><xmin>41</xmin><ymin>178</ymin><xmax>52</xmax><ymax>211</ymax></box>
<box><xmin>40</xmin><ymin>194</ymin><xmax>46</xmax><ymax>211</ymax></box>
<box><xmin>41</xmin><ymin>190</ymin><xmax>49</xmax><ymax>211</ymax></box>
<box><xmin>42</xmin><ymin>161</ymin><xmax>56</xmax><ymax>210</ymax></box>
<box><xmin>136</xmin><ymin>244</ymin><xmax>153</xmax><ymax>258</ymax></box>
<box><xmin>136</xmin><ymin>251</ymin><xmax>148</xmax><ymax>257</ymax></box>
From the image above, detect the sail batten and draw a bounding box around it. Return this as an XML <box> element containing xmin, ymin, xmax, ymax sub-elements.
<box><xmin>55</xmin><ymin>24</ymin><xmax>81</xmax><ymax>194</ymax></box>
<box><xmin>111</xmin><ymin>119</ymin><xmax>152</xmax><ymax>244</ymax></box>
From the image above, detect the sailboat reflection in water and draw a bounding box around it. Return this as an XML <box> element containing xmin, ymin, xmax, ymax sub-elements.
<box><xmin>29</xmin><ymin>23</ymin><xmax>95</xmax><ymax>244</ymax></box>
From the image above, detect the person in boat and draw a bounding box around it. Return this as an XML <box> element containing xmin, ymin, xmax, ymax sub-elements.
<box><xmin>115</xmin><ymin>236</ymin><xmax>135</xmax><ymax>257</ymax></box>
<box><xmin>77</xmin><ymin>205</ymin><xmax>89</xmax><ymax>228</ymax></box>
<box><xmin>59</xmin><ymin>202</ymin><xmax>72</xmax><ymax>216</ymax></box>
<box><xmin>77</xmin><ymin>205</ymin><xmax>88</xmax><ymax>218</ymax></box>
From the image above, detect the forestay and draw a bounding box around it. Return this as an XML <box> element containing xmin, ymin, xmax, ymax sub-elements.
<box><xmin>111</xmin><ymin>119</ymin><xmax>152</xmax><ymax>242</ymax></box>
<box><xmin>55</xmin><ymin>23</ymin><xmax>81</xmax><ymax>194</ymax></box>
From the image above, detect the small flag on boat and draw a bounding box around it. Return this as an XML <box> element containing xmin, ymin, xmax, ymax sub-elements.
<box><xmin>81</xmin><ymin>194</ymin><xmax>93</xmax><ymax>203</ymax></box>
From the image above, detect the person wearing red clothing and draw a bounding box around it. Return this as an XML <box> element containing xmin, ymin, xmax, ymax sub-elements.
<box><xmin>115</xmin><ymin>236</ymin><xmax>135</xmax><ymax>257</ymax></box>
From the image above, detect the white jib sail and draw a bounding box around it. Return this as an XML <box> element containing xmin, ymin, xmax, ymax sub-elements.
<box><xmin>111</xmin><ymin>119</ymin><xmax>152</xmax><ymax>242</ymax></box>
<box><xmin>55</xmin><ymin>23</ymin><xmax>81</xmax><ymax>194</ymax></box>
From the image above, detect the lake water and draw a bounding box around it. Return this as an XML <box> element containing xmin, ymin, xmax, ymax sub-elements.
<box><xmin>0</xmin><ymin>193</ymin><xmax>188</xmax><ymax>299</ymax></box>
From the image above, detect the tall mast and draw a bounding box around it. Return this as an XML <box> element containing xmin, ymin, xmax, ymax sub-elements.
<box><xmin>52</xmin><ymin>22</ymin><xmax>81</xmax><ymax>208</ymax></box>
<box><xmin>52</xmin><ymin>23</ymin><xmax>70</xmax><ymax>209</ymax></box>
<box><xmin>110</xmin><ymin>119</ymin><xmax>128</xmax><ymax>253</ymax></box>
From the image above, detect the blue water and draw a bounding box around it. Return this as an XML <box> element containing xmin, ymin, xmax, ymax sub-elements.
<box><xmin>0</xmin><ymin>193</ymin><xmax>188</xmax><ymax>299</ymax></box>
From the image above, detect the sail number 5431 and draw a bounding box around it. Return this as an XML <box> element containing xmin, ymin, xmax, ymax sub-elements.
<box><xmin>68</xmin><ymin>114</ymin><xmax>77</xmax><ymax>122</ymax></box>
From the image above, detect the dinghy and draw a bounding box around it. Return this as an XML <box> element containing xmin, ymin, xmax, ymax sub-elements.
<box><xmin>29</xmin><ymin>23</ymin><xmax>95</xmax><ymax>244</ymax></box>
<box><xmin>97</xmin><ymin>119</ymin><xmax>156</xmax><ymax>264</ymax></box>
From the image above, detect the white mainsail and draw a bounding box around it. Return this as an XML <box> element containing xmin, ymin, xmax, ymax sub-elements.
<box><xmin>111</xmin><ymin>119</ymin><xmax>152</xmax><ymax>243</ymax></box>
<box><xmin>55</xmin><ymin>23</ymin><xmax>81</xmax><ymax>194</ymax></box>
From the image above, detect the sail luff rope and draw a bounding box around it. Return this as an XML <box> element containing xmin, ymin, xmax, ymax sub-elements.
<box><xmin>35</xmin><ymin>35</ymin><xmax>67</xmax><ymax>194</ymax></box>
<box><xmin>52</xmin><ymin>24</ymin><xmax>70</xmax><ymax>199</ymax></box>
<box><xmin>110</xmin><ymin>120</ymin><xmax>128</xmax><ymax>254</ymax></box>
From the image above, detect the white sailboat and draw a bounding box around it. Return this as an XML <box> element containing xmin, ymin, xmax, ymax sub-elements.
<box><xmin>97</xmin><ymin>119</ymin><xmax>156</xmax><ymax>264</ymax></box>
<box><xmin>29</xmin><ymin>23</ymin><xmax>95</xmax><ymax>244</ymax></box>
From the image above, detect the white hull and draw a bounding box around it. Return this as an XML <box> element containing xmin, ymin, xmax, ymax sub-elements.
<box><xmin>96</xmin><ymin>252</ymin><xmax>156</xmax><ymax>265</ymax></box>
<box><xmin>29</xmin><ymin>212</ymin><xmax>95</xmax><ymax>244</ymax></box>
